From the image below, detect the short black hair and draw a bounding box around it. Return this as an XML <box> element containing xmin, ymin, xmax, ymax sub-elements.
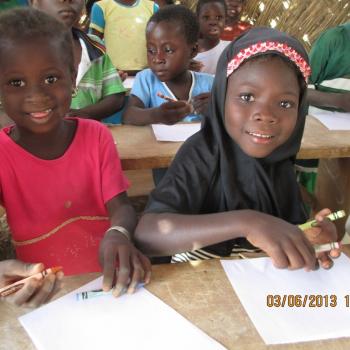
<box><xmin>196</xmin><ymin>0</ymin><xmax>227</xmax><ymax>17</ymax></box>
<box><xmin>147</xmin><ymin>5</ymin><xmax>199</xmax><ymax>45</ymax></box>
<box><xmin>0</xmin><ymin>7</ymin><xmax>74</xmax><ymax>72</ymax></box>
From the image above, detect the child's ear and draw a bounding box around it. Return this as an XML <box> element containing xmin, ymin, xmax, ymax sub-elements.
<box><xmin>190</xmin><ymin>43</ymin><xmax>199</xmax><ymax>59</ymax></box>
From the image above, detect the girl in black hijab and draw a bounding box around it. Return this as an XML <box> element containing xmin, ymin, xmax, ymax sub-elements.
<box><xmin>135</xmin><ymin>27</ymin><xmax>340</xmax><ymax>270</ymax></box>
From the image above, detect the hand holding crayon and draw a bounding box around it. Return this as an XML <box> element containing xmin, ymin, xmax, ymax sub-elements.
<box><xmin>0</xmin><ymin>260</ymin><xmax>63</xmax><ymax>307</ymax></box>
<box><xmin>156</xmin><ymin>91</ymin><xmax>193</xmax><ymax>124</ymax></box>
<box><xmin>300</xmin><ymin>209</ymin><xmax>344</xmax><ymax>269</ymax></box>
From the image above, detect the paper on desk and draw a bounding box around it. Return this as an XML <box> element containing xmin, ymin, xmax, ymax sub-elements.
<box><xmin>19</xmin><ymin>277</ymin><xmax>226</xmax><ymax>350</ymax></box>
<box><xmin>152</xmin><ymin>123</ymin><xmax>201</xmax><ymax>142</ymax></box>
<box><xmin>221</xmin><ymin>254</ymin><xmax>350</xmax><ymax>345</ymax></box>
<box><xmin>310</xmin><ymin>108</ymin><xmax>350</xmax><ymax>130</ymax></box>
<box><xmin>122</xmin><ymin>76</ymin><xmax>135</xmax><ymax>89</ymax></box>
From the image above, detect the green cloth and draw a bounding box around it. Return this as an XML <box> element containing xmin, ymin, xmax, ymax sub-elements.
<box><xmin>71</xmin><ymin>53</ymin><xmax>125</xmax><ymax>110</ymax></box>
<box><xmin>309</xmin><ymin>22</ymin><xmax>350</xmax><ymax>95</ymax></box>
<box><xmin>296</xmin><ymin>23</ymin><xmax>350</xmax><ymax>195</ymax></box>
<box><xmin>70</xmin><ymin>29</ymin><xmax>126</xmax><ymax>112</ymax></box>
<box><xmin>0</xmin><ymin>0</ymin><xmax>27</xmax><ymax>11</ymax></box>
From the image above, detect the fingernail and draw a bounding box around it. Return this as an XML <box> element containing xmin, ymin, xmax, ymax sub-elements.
<box><xmin>324</xmin><ymin>261</ymin><xmax>333</xmax><ymax>270</ymax></box>
<box><xmin>113</xmin><ymin>285</ymin><xmax>127</xmax><ymax>297</ymax></box>
<box><xmin>127</xmin><ymin>287</ymin><xmax>135</xmax><ymax>294</ymax></box>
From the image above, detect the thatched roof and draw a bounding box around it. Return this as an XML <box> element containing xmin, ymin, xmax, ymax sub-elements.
<box><xmin>183</xmin><ymin>0</ymin><xmax>350</xmax><ymax>50</ymax></box>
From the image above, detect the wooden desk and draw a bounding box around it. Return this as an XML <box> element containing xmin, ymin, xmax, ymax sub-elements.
<box><xmin>110</xmin><ymin>116</ymin><xmax>350</xmax><ymax>171</ymax></box>
<box><xmin>111</xmin><ymin>116</ymin><xmax>350</xmax><ymax>232</ymax></box>
<box><xmin>2</xmin><ymin>247</ymin><xmax>350</xmax><ymax>350</ymax></box>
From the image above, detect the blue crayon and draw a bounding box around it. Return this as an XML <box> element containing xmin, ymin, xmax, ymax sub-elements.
<box><xmin>76</xmin><ymin>289</ymin><xmax>112</xmax><ymax>301</ymax></box>
<box><xmin>76</xmin><ymin>283</ymin><xmax>145</xmax><ymax>301</ymax></box>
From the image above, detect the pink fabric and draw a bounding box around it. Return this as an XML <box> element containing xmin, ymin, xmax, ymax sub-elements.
<box><xmin>0</xmin><ymin>118</ymin><xmax>129</xmax><ymax>275</ymax></box>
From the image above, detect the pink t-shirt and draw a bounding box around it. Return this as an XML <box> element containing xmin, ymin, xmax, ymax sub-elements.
<box><xmin>0</xmin><ymin>118</ymin><xmax>129</xmax><ymax>275</ymax></box>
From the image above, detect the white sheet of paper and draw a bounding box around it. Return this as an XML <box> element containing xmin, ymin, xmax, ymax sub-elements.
<box><xmin>310</xmin><ymin>109</ymin><xmax>350</xmax><ymax>130</ymax></box>
<box><xmin>221</xmin><ymin>254</ymin><xmax>350</xmax><ymax>345</ymax></box>
<box><xmin>123</xmin><ymin>76</ymin><xmax>135</xmax><ymax>89</ymax></box>
<box><xmin>152</xmin><ymin>123</ymin><xmax>201</xmax><ymax>142</ymax></box>
<box><xmin>19</xmin><ymin>277</ymin><xmax>226</xmax><ymax>350</ymax></box>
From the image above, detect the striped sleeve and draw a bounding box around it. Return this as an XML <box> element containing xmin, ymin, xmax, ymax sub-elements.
<box><xmin>101</xmin><ymin>54</ymin><xmax>127</xmax><ymax>97</ymax></box>
<box><xmin>89</xmin><ymin>2</ymin><xmax>105</xmax><ymax>35</ymax></box>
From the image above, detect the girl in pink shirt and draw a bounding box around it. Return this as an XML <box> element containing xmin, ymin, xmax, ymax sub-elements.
<box><xmin>0</xmin><ymin>7</ymin><xmax>151</xmax><ymax>307</ymax></box>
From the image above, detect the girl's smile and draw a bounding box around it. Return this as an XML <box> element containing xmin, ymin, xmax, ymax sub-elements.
<box><xmin>27</xmin><ymin>109</ymin><xmax>53</xmax><ymax>124</ymax></box>
<box><xmin>246</xmin><ymin>130</ymin><xmax>274</xmax><ymax>143</ymax></box>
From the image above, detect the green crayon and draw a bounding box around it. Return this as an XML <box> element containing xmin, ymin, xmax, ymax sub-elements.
<box><xmin>299</xmin><ymin>210</ymin><xmax>346</xmax><ymax>231</ymax></box>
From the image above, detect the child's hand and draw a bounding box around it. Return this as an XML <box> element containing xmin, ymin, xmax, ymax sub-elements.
<box><xmin>303</xmin><ymin>208</ymin><xmax>340</xmax><ymax>269</ymax></box>
<box><xmin>0</xmin><ymin>260</ymin><xmax>63</xmax><ymax>308</ymax></box>
<box><xmin>99</xmin><ymin>230</ymin><xmax>152</xmax><ymax>297</ymax></box>
<box><xmin>245</xmin><ymin>211</ymin><xmax>316</xmax><ymax>270</ymax></box>
<box><xmin>192</xmin><ymin>93</ymin><xmax>211</xmax><ymax>115</ymax></box>
<box><xmin>118</xmin><ymin>70</ymin><xmax>128</xmax><ymax>82</ymax></box>
<box><xmin>156</xmin><ymin>101</ymin><xmax>193</xmax><ymax>125</ymax></box>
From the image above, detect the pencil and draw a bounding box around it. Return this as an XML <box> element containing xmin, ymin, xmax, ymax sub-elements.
<box><xmin>156</xmin><ymin>91</ymin><xmax>177</xmax><ymax>102</ymax></box>
<box><xmin>298</xmin><ymin>210</ymin><xmax>346</xmax><ymax>231</ymax></box>
<box><xmin>0</xmin><ymin>266</ymin><xmax>63</xmax><ymax>297</ymax></box>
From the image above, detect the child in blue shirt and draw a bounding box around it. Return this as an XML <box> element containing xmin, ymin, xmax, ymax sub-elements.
<box><xmin>123</xmin><ymin>5</ymin><xmax>214</xmax><ymax>125</ymax></box>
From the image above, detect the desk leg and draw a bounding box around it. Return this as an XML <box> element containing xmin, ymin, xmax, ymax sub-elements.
<box><xmin>315</xmin><ymin>158</ymin><xmax>350</xmax><ymax>236</ymax></box>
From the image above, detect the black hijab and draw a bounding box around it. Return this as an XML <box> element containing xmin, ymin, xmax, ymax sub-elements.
<box><xmin>146</xmin><ymin>27</ymin><xmax>311</xmax><ymax>255</ymax></box>
<box><xmin>203</xmin><ymin>27</ymin><xmax>311</xmax><ymax>219</ymax></box>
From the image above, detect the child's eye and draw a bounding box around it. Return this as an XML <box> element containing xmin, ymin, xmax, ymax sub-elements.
<box><xmin>203</xmin><ymin>15</ymin><xmax>209</xmax><ymax>20</ymax></box>
<box><xmin>165</xmin><ymin>47</ymin><xmax>174</xmax><ymax>54</ymax></box>
<box><xmin>147</xmin><ymin>48</ymin><xmax>156</xmax><ymax>55</ymax></box>
<box><xmin>45</xmin><ymin>76</ymin><xmax>58</xmax><ymax>84</ymax></box>
<box><xmin>239</xmin><ymin>93</ymin><xmax>254</xmax><ymax>102</ymax></box>
<box><xmin>280</xmin><ymin>100</ymin><xmax>294</xmax><ymax>109</ymax></box>
<box><xmin>9</xmin><ymin>79</ymin><xmax>25</xmax><ymax>87</ymax></box>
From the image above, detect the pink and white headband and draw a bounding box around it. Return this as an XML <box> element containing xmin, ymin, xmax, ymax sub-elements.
<box><xmin>227</xmin><ymin>41</ymin><xmax>311</xmax><ymax>81</ymax></box>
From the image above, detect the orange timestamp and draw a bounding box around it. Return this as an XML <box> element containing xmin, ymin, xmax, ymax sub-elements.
<box><xmin>266</xmin><ymin>294</ymin><xmax>342</xmax><ymax>308</ymax></box>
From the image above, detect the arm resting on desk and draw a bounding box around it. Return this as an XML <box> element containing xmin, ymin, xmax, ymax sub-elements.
<box><xmin>135</xmin><ymin>210</ymin><xmax>317</xmax><ymax>270</ymax></box>
<box><xmin>99</xmin><ymin>193</ymin><xmax>151</xmax><ymax>295</ymax></box>
<box><xmin>70</xmin><ymin>93</ymin><xmax>125</xmax><ymax>121</ymax></box>
<box><xmin>308</xmin><ymin>89</ymin><xmax>350</xmax><ymax>112</ymax></box>
<box><xmin>123</xmin><ymin>95</ymin><xmax>193</xmax><ymax>125</ymax></box>
<box><xmin>123</xmin><ymin>95</ymin><xmax>163</xmax><ymax>125</ymax></box>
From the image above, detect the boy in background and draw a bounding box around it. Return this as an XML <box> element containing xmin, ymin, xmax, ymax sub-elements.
<box><xmin>220</xmin><ymin>0</ymin><xmax>251</xmax><ymax>41</ymax></box>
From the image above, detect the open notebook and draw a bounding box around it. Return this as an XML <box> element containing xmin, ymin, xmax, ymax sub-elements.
<box><xmin>19</xmin><ymin>277</ymin><xmax>226</xmax><ymax>350</ymax></box>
